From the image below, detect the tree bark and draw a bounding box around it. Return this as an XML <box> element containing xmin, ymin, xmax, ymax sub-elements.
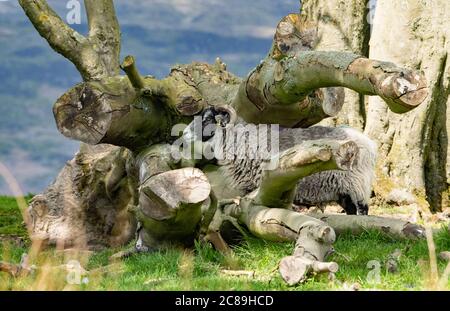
<box><xmin>26</xmin><ymin>144</ymin><xmax>137</xmax><ymax>250</ymax></box>
<box><xmin>18</xmin><ymin>0</ymin><xmax>121</xmax><ymax>81</ymax></box>
<box><xmin>364</xmin><ymin>0</ymin><xmax>449</xmax><ymax>212</ymax></box>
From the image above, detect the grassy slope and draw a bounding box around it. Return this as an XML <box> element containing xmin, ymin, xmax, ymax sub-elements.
<box><xmin>1</xmin><ymin>196</ymin><xmax>449</xmax><ymax>291</ymax></box>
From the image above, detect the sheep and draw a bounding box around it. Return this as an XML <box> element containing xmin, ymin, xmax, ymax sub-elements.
<box><xmin>182</xmin><ymin>106</ymin><xmax>377</xmax><ymax>215</ymax></box>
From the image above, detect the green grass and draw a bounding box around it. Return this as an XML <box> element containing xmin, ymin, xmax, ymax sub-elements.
<box><xmin>0</xmin><ymin>196</ymin><xmax>31</xmax><ymax>236</ymax></box>
<box><xmin>1</xmin><ymin>196</ymin><xmax>449</xmax><ymax>291</ymax></box>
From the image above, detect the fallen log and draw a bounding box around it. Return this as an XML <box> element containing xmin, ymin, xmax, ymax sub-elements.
<box><xmin>307</xmin><ymin>214</ymin><xmax>425</xmax><ymax>239</ymax></box>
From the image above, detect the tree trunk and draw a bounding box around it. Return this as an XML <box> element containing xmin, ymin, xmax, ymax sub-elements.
<box><xmin>300</xmin><ymin>0</ymin><xmax>371</xmax><ymax>130</ymax></box>
<box><xmin>26</xmin><ymin>144</ymin><xmax>137</xmax><ymax>250</ymax></box>
<box><xmin>365</xmin><ymin>0</ymin><xmax>449</xmax><ymax>212</ymax></box>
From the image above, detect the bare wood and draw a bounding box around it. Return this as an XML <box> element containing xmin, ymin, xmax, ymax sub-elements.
<box><xmin>140</xmin><ymin>168</ymin><xmax>210</xmax><ymax>212</ymax></box>
<box><xmin>307</xmin><ymin>213</ymin><xmax>425</xmax><ymax>239</ymax></box>
<box><xmin>0</xmin><ymin>261</ymin><xmax>21</xmax><ymax>277</ymax></box>
<box><xmin>137</xmin><ymin>168</ymin><xmax>211</xmax><ymax>248</ymax></box>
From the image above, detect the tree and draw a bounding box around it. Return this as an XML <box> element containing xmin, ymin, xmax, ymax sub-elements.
<box><xmin>15</xmin><ymin>0</ymin><xmax>430</xmax><ymax>284</ymax></box>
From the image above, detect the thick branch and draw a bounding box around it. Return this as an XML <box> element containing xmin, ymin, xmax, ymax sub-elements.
<box><xmin>85</xmin><ymin>0</ymin><xmax>121</xmax><ymax>76</ymax></box>
<box><xmin>136</xmin><ymin>168</ymin><xmax>211</xmax><ymax>248</ymax></box>
<box><xmin>121</xmin><ymin>56</ymin><xmax>146</xmax><ymax>90</ymax></box>
<box><xmin>19</xmin><ymin>0</ymin><xmax>121</xmax><ymax>80</ymax></box>
<box><xmin>234</xmin><ymin>53</ymin><xmax>428</xmax><ymax>124</ymax></box>
<box><xmin>53</xmin><ymin>56</ymin><xmax>212</xmax><ymax>149</ymax></box>
<box><xmin>233</xmin><ymin>14</ymin><xmax>428</xmax><ymax>126</ymax></box>
<box><xmin>308</xmin><ymin>213</ymin><xmax>425</xmax><ymax>239</ymax></box>
<box><xmin>254</xmin><ymin>139</ymin><xmax>358</xmax><ymax>208</ymax></box>
<box><xmin>18</xmin><ymin>0</ymin><xmax>87</xmax><ymax>70</ymax></box>
<box><xmin>52</xmin><ymin>75</ymin><xmax>188</xmax><ymax>148</ymax></box>
<box><xmin>279</xmin><ymin>53</ymin><xmax>427</xmax><ymax>110</ymax></box>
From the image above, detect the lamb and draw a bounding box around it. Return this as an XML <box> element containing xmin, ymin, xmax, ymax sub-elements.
<box><xmin>293</xmin><ymin>126</ymin><xmax>377</xmax><ymax>215</ymax></box>
<box><xmin>182</xmin><ymin>106</ymin><xmax>377</xmax><ymax>215</ymax></box>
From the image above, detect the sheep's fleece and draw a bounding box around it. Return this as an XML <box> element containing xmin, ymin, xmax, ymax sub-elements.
<box><xmin>183</xmin><ymin>107</ymin><xmax>377</xmax><ymax>215</ymax></box>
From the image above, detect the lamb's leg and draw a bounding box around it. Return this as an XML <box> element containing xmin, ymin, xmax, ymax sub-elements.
<box><xmin>357</xmin><ymin>203</ymin><xmax>369</xmax><ymax>215</ymax></box>
<box><xmin>338</xmin><ymin>194</ymin><xmax>358</xmax><ymax>215</ymax></box>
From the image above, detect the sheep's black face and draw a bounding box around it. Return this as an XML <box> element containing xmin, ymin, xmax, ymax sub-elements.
<box><xmin>200</xmin><ymin>107</ymin><xmax>231</xmax><ymax>141</ymax></box>
<box><xmin>182</xmin><ymin>106</ymin><xmax>234</xmax><ymax>144</ymax></box>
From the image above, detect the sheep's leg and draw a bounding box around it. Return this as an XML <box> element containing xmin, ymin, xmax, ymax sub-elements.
<box><xmin>356</xmin><ymin>202</ymin><xmax>369</xmax><ymax>216</ymax></box>
<box><xmin>338</xmin><ymin>194</ymin><xmax>358</xmax><ymax>215</ymax></box>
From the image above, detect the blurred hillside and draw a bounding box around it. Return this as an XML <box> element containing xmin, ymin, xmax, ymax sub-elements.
<box><xmin>0</xmin><ymin>0</ymin><xmax>295</xmax><ymax>194</ymax></box>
